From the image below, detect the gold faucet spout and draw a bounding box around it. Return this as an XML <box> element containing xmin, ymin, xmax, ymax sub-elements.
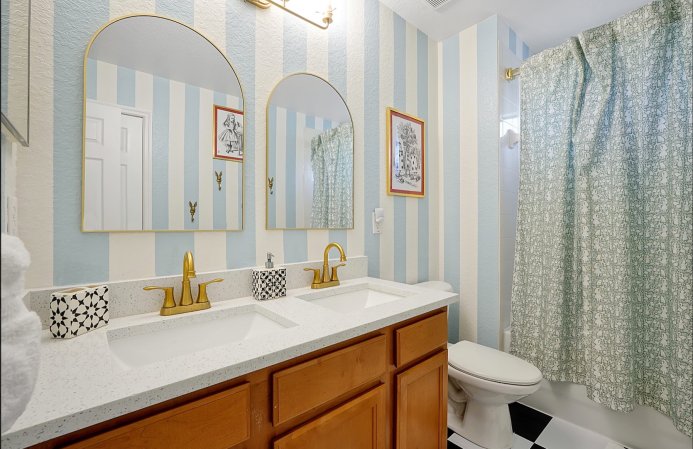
<box><xmin>180</xmin><ymin>251</ymin><xmax>196</xmax><ymax>306</ymax></box>
<box><xmin>183</xmin><ymin>251</ymin><xmax>196</xmax><ymax>279</ymax></box>
<box><xmin>323</xmin><ymin>242</ymin><xmax>347</xmax><ymax>263</ymax></box>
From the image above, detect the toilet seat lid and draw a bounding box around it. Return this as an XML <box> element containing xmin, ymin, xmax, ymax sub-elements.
<box><xmin>448</xmin><ymin>341</ymin><xmax>542</xmax><ymax>386</ymax></box>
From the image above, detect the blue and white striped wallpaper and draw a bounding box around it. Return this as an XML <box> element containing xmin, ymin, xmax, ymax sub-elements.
<box><xmin>18</xmin><ymin>0</ymin><xmax>535</xmax><ymax>344</ymax></box>
<box><xmin>438</xmin><ymin>16</ymin><xmax>530</xmax><ymax>347</ymax></box>
<box><xmin>86</xmin><ymin>57</ymin><xmax>243</xmax><ymax>230</ymax></box>
<box><xmin>267</xmin><ymin>104</ymin><xmax>340</xmax><ymax>229</ymax></box>
<box><xmin>21</xmin><ymin>0</ymin><xmax>441</xmax><ymax>321</ymax></box>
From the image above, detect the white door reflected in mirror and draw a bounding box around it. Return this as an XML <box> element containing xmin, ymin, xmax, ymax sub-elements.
<box><xmin>84</xmin><ymin>102</ymin><xmax>147</xmax><ymax>231</ymax></box>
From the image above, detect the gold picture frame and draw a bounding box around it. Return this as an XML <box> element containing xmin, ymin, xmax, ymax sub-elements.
<box><xmin>386</xmin><ymin>107</ymin><xmax>425</xmax><ymax>197</ymax></box>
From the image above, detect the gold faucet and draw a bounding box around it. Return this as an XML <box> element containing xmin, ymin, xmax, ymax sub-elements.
<box><xmin>144</xmin><ymin>251</ymin><xmax>223</xmax><ymax>316</ymax></box>
<box><xmin>304</xmin><ymin>242</ymin><xmax>347</xmax><ymax>289</ymax></box>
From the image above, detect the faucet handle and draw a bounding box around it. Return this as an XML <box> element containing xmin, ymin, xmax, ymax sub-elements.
<box><xmin>196</xmin><ymin>278</ymin><xmax>223</xmax><ymax>304</ymax></box>
<box><xmin>330</xmin><ymin>263</ymin><xmax>346</xmax><ymax>282</ymax></box>
<box><xmin>143</xmin><ymin>286</ymin><xmax>176</xmax><ymax>311</ymax></box>
<box><xmin>303</xmin><ymin>267</ymin><xmax>322</xmax><ymax>285</ymax></box>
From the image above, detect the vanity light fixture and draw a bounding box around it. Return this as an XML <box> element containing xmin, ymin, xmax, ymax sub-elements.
<box><xmin>245</xmin><ymin>0</ymin><xmax>334</xmax><ymax>29</ymax></box>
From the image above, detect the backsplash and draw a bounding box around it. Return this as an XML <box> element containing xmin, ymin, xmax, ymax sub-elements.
<box><xmin>26</xmin><ymin>255</ymin><xmax>368</xmax><ymax>329</ymax></box>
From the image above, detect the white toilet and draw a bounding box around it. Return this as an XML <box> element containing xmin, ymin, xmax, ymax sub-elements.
<box><xmin>416</xmin><ymin>281</ymin><xmax>543</xmax><ymax>449</ymax></box>
<box><xmin>447</xmin><ymin>341</ymin><xmax>542</xmax><ymax>449</ymax></box>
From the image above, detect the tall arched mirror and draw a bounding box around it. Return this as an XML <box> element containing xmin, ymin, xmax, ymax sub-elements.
<box><xmin>266</xmin><ymin>73</ymin><xmax>353</xmax><ymax>230</ymax></box>
<box><xmin>82</xmin><ymin>15</ymin><xmax>244</xmax><ymax>232</ymax></box>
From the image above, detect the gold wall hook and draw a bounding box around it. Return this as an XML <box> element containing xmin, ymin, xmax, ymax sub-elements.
<box><xmin>189</xmin><ymin>201</ymin><xmax>197</xmax><ymax>222</ymax></box>
<box><xmin>268</xmin><ymin>177</ymin><xmax>274</xmax><ymax>195</ymax></box>
<box><xmin>215</xmin><ymin>171</ymin><xmax>223</xmax><ymax>191</ymax></box>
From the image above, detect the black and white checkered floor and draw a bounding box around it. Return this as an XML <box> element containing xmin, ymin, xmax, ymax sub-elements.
<box><xmin>447</xmin><ymin>403</ymin><xmax>630</xmax><ymax>449</ymax></box>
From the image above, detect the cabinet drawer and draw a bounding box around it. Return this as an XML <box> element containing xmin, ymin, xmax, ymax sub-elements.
<box><xmin>395</xmin><ymin>311</ymin><xmax>447</xmax><ymax>367</ymax></box>
<box><xmin>273</xmin><ymin>335</ymin><xmax>387</xmax><ymax>426</ymax></box>
<box><xmin>274</xmin><ymin>384</ymin><xmax>386</xmax><ymax>449</ymax></box>
<box><xmin>65</xmin><ymin>383</ymin><xmax>250</xmax><ymax>449</ymax></box>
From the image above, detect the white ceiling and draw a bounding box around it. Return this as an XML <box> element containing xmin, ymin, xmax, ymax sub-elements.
<box><xmin>89</xmin><ymin>16</ymin><xmax>242</xmax><ymax>98</ymax></box>
<box><xmin>379</xmin><ymin>0</ymin><xmax>653</xmax><ymax>52</ymax></box>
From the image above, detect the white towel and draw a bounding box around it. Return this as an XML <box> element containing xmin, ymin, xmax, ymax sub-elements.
<box><xmin>1</xmin><ymin>234</ymin><xmax>41</xmax><ymax>433</ymax></box>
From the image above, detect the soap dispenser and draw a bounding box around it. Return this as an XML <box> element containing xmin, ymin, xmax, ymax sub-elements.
<box><xmin>251</xmin><ymin>252</ymin><xmax>287</xmax><ymax>300</ymax></box>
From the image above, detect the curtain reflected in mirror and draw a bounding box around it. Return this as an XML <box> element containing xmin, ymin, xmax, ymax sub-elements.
<box><xmin>266</xmin><ymin>73</ymin><xmax>353</xmax><ymax>230</ymax></box>
<box><xmin>310</xmin><ymin>123</ymin><xmax>353</xmax><ymax>228</ymax></box>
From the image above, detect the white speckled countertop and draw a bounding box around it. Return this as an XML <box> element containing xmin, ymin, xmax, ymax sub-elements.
<box><xmin>1</xmin><ymin>277</ymin><xmax>456</xmax><ymax>449</ymax></box>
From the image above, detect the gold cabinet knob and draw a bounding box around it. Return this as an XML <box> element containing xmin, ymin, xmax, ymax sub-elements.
<box><xmin>143</xmin><ymin>286</ymin><xmax>176</xmax><ymax>310</ymax></box>
<box><xmin>330</xmin><ymin>263</ymin><xmax>346</xmax><ymax>282</ymax></box>
<box><xmin>196</xmin><ymin>278</ymin><xmax>223</xmax><ymax>304</ymax></box>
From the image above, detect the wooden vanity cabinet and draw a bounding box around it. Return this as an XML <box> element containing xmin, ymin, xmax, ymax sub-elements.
<box><xmin>32</xmin><ymin>308</ymin><xmax>448</xmax><ymax>449</ymax></box>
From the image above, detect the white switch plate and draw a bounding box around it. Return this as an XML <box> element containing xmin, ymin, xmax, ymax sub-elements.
<box><xmin>372</xmin><ymin>208</ymin><xmax>384</xmax><ymax>234</ymax></box>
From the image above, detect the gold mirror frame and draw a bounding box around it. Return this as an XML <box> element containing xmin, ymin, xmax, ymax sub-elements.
<box><xmin>80</xmin><ymin>14</ymin><xmax>245</xmax><ymax>233</ymax></box>
<box><xmin>265</xmin><ymin>72</ymin><xmax>354</xmax><ymax>231</ymax></box>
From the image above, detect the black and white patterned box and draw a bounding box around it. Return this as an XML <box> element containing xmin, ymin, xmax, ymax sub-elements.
<box><xmin>49</xmin><ymin>285</ymin><xmax>110</xmax><ymax>339</ymax></box>
<box><xmin>251</xmin><ymin>267</ymin><xmax>287</xmax><ymax>300</ymax></box>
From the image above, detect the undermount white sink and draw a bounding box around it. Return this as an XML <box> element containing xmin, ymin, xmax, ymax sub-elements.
<box><xmin>107</xmin><ymin>305</ymin><xmax>295</xmax><ymax>368</ymax></box>
<box><xmin>297</xmin><ymin>283</ymin><xmax>414</xmax><ymax>314</ymax></box>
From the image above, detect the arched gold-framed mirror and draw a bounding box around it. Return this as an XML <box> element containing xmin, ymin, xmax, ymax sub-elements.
<box><xmin>81</xmin><ymin>14</ymin><xmax>245</xmax><ymax>232</ymax></box>
<box><xmin>266</xmin><ymin>73</ymin><xmax>354</xmax><ymax>230</ymax></box>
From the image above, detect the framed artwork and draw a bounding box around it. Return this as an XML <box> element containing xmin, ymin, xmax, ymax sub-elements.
<box><xmin>214</xmin><ymin>104</ymin><xmax>244</xmax><ymax>161</ymax></box>
<box><xmin>386</xmin><ymin>107</ymin><xmax>425</xmax><ymax>197</ymax></box>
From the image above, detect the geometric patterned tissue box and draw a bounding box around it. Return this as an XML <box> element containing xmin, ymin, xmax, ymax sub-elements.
<box><xmin>251</xmin><ymin>267</ymin><xmax>287</xmax><ymax>301</ymax></box>
<box><xmin>49</xmin><ymin>284</ymin><xmax>110</xmax><ymax>339</ymax></box>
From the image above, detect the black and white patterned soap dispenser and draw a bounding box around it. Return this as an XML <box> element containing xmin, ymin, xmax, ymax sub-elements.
<box><xmin>251</xmin><ymin>252</ymin><xmax>287</xmax><ymax>300</ymax></box>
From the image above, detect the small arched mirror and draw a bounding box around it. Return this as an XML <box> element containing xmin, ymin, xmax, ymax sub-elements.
<box><xmin>82</xmin><ymin>15</ymin><xmax>244</xmax><ymax>232</ymax></box>
<box><xmin>266</xmin><ymin>73</ymin><xmax>353</xmax><ymax>230</ymax></box>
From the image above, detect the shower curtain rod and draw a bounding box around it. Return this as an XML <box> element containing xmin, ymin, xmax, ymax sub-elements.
<box><xmin>505</xmin><ymin>67</ymin><xmax>520</xmax><ymax>80</ymax></box>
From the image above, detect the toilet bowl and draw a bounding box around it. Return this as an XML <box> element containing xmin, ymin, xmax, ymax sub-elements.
<box><xmin>414</xmin><ymin>280</ymin><xmax>542</xmax><ymax>449</ymax></box>
<box><xmin>447</xmin><ymin>341</ymin><xmax>542</xmax><ymax>449</ymax></box>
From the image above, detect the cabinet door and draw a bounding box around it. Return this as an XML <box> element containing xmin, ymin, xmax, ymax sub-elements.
<box><xmin>396</xmin><ymin>350</ymin><xmax>447</xmax><ymax>449</ymax></box>
<box><xmin>274</xmin><ymin>385</ymin><xmax>386</xmax><ymax>449</ymax></box>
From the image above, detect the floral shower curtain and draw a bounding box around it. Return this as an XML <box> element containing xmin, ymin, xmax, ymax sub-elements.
<box><xmin>310</xmin><ymin>122</ymin><xmax>353</xmax><ymax>228</ymax></box>
<box><xmin>511</xmin><ymin>0</ymin><xmax>692</xmax><ymax>437</ymax></box>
